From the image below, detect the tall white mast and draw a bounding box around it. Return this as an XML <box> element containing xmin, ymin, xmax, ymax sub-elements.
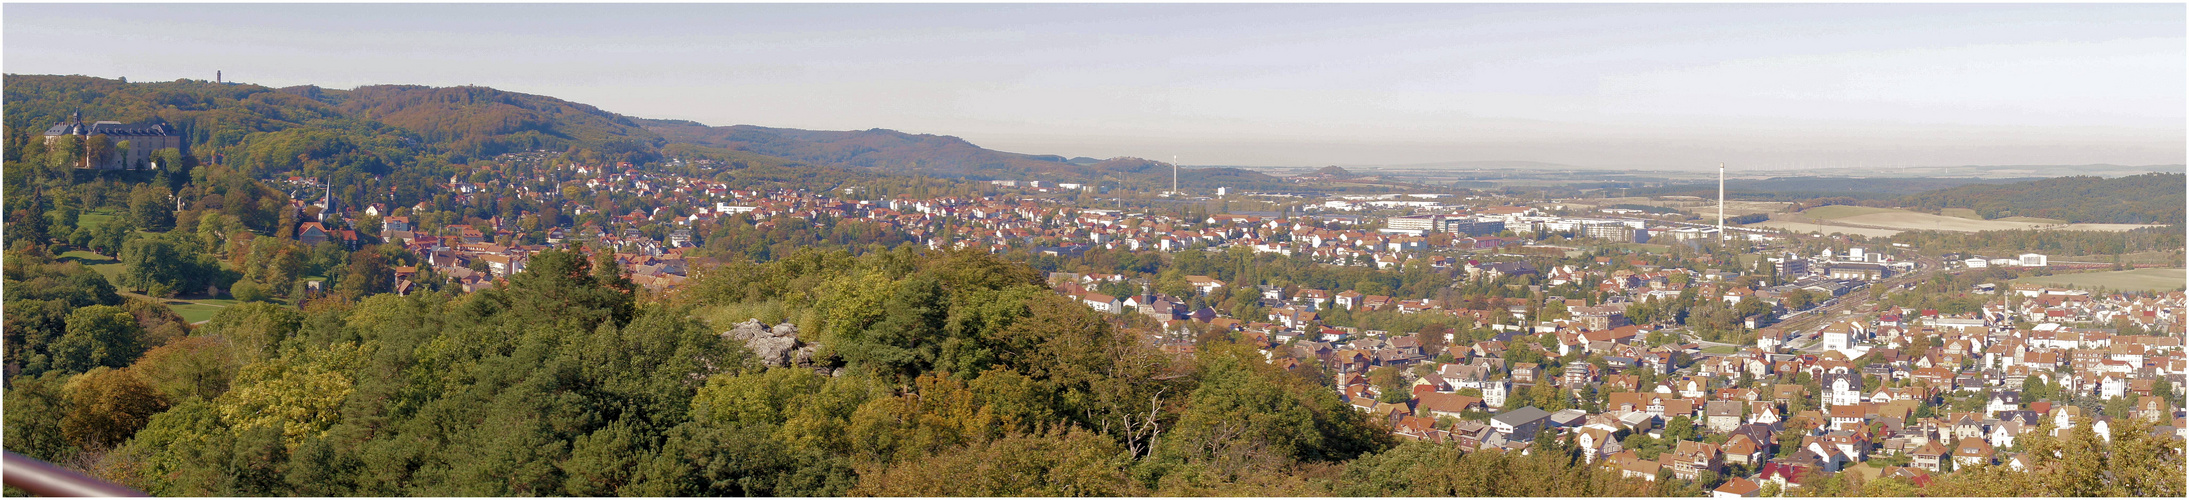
<box><xmin>1717</xmin><ymin>162</ymin><xmax>1726</xmax><ymax>241</ymax></box>
<box><xmin>1171</xmin><ymin>155</ymin><xmax>1179</xmax><ymax>195</ymax></box>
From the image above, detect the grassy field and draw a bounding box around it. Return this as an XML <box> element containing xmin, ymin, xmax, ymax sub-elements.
<box><xmin>1836</xmin><ymin>210</ymin><xmax>2041</xmax><ymax>232</ymax></box>
<box><xmin>58</xmin><ymin>250</ymin><xmax>128</xmax><ymax>284</ymax></box>
<box><xmin>1790</xmin><ymin>206</ymin><xmax>2163</xmax><ymax>234</ymax></box>
<box><xmin>1934</xmin><ymin>208</ymin><xmax>2071</xmax><ymax>224</ymax></box>
<box><xmin>2058</xmin><ymin>251</ymin><xmax>2185</xmax><ymax>266</ymax></box>
<box><xmin>1588</xmin><ymin>197</ymin><xmax>1789</xmax><ymax>216</ymax></box>
<box><xmin>58</xmin><ymin>249</ymin><xmax>116</xmax><ymax>265</ymax></box>
<box><xmin>2013</xmin><ymin>268</ymin><xmax>2187</xmax><ymax>292</ymax></box>
<box><xmin>59</xmin><ymin>250</ymin><xmax>261</xmax><ymax>323</ymax></box>
<box><xmin>1799</xmin><ymin>205</ymin><xmax>1904</xmax><ymax>220</ymax></box>
<box><xmin>76</xmin><ymin>210</ymin><xmax>117</xmax><ymax>230</ymax></box>
<box><xmin>2046</xmin><ymin>223</ymin><xmax>2171</xmax><ymax>232</ymax></box>
<box><xmin>1748</xmin><ymin>219</ymin><xmax>1905</xmax><ymax>238</ymax></box>
<box><xmin>168</xmin><ymin>302</ymin><xmax>228</xmax><ymax>324</ymax></box>
<box><xmin>1840</xmin><ymin>211</ymin><xmax>2163</xmax><ymax>233</ymax></box>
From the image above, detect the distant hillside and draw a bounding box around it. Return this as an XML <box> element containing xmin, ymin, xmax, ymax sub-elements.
<box><xmin>10</xmin><ymin>75</ymin><xmax>1282</xmax><ymax>191</ymax></box>
<box><xmin>3</xmin><ymin>75</ymin><xmax>687</xmax><ymax>173</ymax></box>
<box><xmin>644</xmin><ymin>121</ymin><xmax>1067</xmax><ymax>179</ymax></box>
<box><xmin>1625</xmin><ymin>176</ymin><xmax>2041</xmax><ymax>201</ymax></box>
<box><xmin>1360</xmin><ymin>160</ymin><xmax>1579</xmax><ymax>169</ymax></box>
<box><xmin>293</xmin><ymin>84</ymin><xmax>666</xmax><ymax>162</ymax></box>
<box><xmin>1897</xmin><ymin>163</ymin><xmax>2184</xmax><ymax>179</ymax></box>
<box><xmin>1898</xmin><ymin>172</ymin><xmax>2185</xmax><ymax>224</ymax></box>
<box><xmin>3</xmin><ymin>74</ymin><xmax>419</xmax><ymax>175</ymax></box>
<box><xmin>642</xmin><ymin>119</ymin><xmax>1288</xmax><ymax>188</ymax></box>
<box><xmin>3</xmin><ymin>75</ymin><xmax>859</xmax><ymax>204</ymax></box>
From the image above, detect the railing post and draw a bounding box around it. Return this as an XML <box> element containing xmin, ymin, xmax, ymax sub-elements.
<box><xmin>1</xmin><ymin>451</ymin><xmax>148</xmax><ymax>497</ymax></box>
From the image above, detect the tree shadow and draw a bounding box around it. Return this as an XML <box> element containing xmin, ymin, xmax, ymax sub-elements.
<box><xmin>55</xmin><ymin>252</ymin><xmax>119</xmax><ymax>266</ymax></box>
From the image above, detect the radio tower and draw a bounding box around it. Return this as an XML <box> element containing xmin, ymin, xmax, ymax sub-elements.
<box><xmin>1171</xmin><ymin>155</ymin><xmax>1179</xmax><ymax>196</ymax></box>
<box><xmin>1717</xmin><ymin>162</ymin><xmax>1726</xmax><ymax>242</ymax></box>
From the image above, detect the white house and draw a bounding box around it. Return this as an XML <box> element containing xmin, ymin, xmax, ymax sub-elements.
<box><xmin>1819</xmin><ymin>321</ymin><xmax>1864</xmax><ymax>351</ymax></box>
<box><xmin>1482</xmin><ymin>379</ymin><xmax>1511</xmax><ymax>409</ymax></box>
<box><xmin>2099</xmin><ymin>375</ymin><xmax>2127</xmax><ymax>400</ymax></box>
<box><xmin>1823</xmin><ymin>372</ymin><xmax>1863</xmax><ymax>409</ymax></box>
<box><xmin>1082</xmin><ymin>293</ymin><xmax>1121</xmax><ymax>314</ymax></box>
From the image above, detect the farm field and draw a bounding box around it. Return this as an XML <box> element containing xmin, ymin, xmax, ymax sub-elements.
<box><xmin>2057</xmin><ymin>251</ymin><xmax>2184</xmax><ymax>266</ymax></box>
<box><xmin>1799</xmin><ymin>205</ymin><xmax>1902</xmax><ymax>220</ymax></box>
<box><xmin>1834</xmin><ymin>211</ymin><xmax>2050</xmax><ymax>232</ymax></box>
<box><xmin>2012</xmin><ymin>268</ymin><xmax>2187</xmax><ymax>292</ymax></box>
<box><xmin>2044</xmin><ymin>223</ymin><xmax>2169</xmax><ymax>232</ymax></box>
<box><xmin>1793</xmin><ymin>206</ymin><xmax>2164</xmax><ymax>234</ymax></box>
<box><xmin>1747</xmin><ymin>220</ymin><xmax>1904</xmax><ymax>238</ymax></box>
<box><xmin>1589</xmin><ymin>197</ymin><xmax>1789</xmax><ymax>216</ymax></box>
<box><xmin>1933</xmin><ymin>208</ymin><xmax>2075</xmax><ymax>224</ymax></box>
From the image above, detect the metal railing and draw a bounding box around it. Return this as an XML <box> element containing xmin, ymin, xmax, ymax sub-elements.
<box><xmin>1</xmin><ymin>451</ymin><xmax>147</xmax><ymax>497</ymax></box>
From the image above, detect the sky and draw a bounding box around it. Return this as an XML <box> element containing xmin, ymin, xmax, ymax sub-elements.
<box><xmin>6</xmin><ymin>3</ymin><xmax>2184</xmax><ymax>170</ymax></box>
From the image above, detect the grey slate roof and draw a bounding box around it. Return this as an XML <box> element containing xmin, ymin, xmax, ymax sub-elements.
<box><xmin>1493</xmin><ymin>406</ymin><xmax>1552</xmax><ymax>426</ymax></box>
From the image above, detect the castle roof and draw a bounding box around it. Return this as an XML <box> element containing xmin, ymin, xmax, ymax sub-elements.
<box><xmin>45</xmin><ymin>117</ymin><xmax>180</xmax><ymax>138</ymax></box>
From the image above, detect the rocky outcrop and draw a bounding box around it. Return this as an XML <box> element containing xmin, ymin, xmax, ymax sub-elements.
<box><xmin>723</xmin><ymin>319</ymin><xmax>824</xmax><ymax>370</ymax></box>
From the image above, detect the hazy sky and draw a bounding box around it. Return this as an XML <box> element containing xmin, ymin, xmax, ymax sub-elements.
<box><xmin>7</xmin><ymin>3</ymin><xmax>2183</xmax><ymax>170</ymax></box>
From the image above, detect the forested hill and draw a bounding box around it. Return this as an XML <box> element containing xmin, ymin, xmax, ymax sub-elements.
<box><xmin>4</xmin><ymin>75</ymin><xmax>429</xmax><ymax>176</ymax></box>
<box><xmin>1898</xmin><ymin>172</ymin><xmax>2186</xmax><ymax>224</ymax></box>
<box><xmin>6</xmin><ymin>74</ymin><xmax>1284</xmax><ymax>189</ymax></box>
<box><xmin>643</xmin><ymin>121</ymin><xmax>1070</xmax><ymax>179</ymax></box>
<box><xmin>293</xmin><ymin>84</ymin><xmax>665</xmax><ymax>161</ymax></box>
<box><xmin>642</xmin><ymin>119</ymin><xmax>1290</xmax><ymax>188</ymax></box>
<box><xmin>2</xmin><ymin>75</ymin><xmax>683</xmax><ymax>178</ymax></box>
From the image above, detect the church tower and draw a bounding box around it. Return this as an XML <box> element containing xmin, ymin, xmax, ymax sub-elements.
<box><xmin>321</xmin><ymin>182</ymin><xmax>337</xmax><ymax>221</ymax></box>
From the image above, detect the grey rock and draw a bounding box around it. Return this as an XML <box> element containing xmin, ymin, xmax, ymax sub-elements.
<box><xmin>722</xmin><ymin>319</ymin><xmax>828</xmax><ymax>369</ymax></box>
<box><xmin>725</xmin><ymin>319</ymin><xmax>770</xmax><ymax>342</ymax></box>
<box><xmin>723</xmin><ymin>319</ymin><xmax>828</xmax><ymax>369</ymax></box>
<box><xmin>749</xmin><ymin>335</ymin><xmax>799</xmax><ymax>368</ymax></box>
